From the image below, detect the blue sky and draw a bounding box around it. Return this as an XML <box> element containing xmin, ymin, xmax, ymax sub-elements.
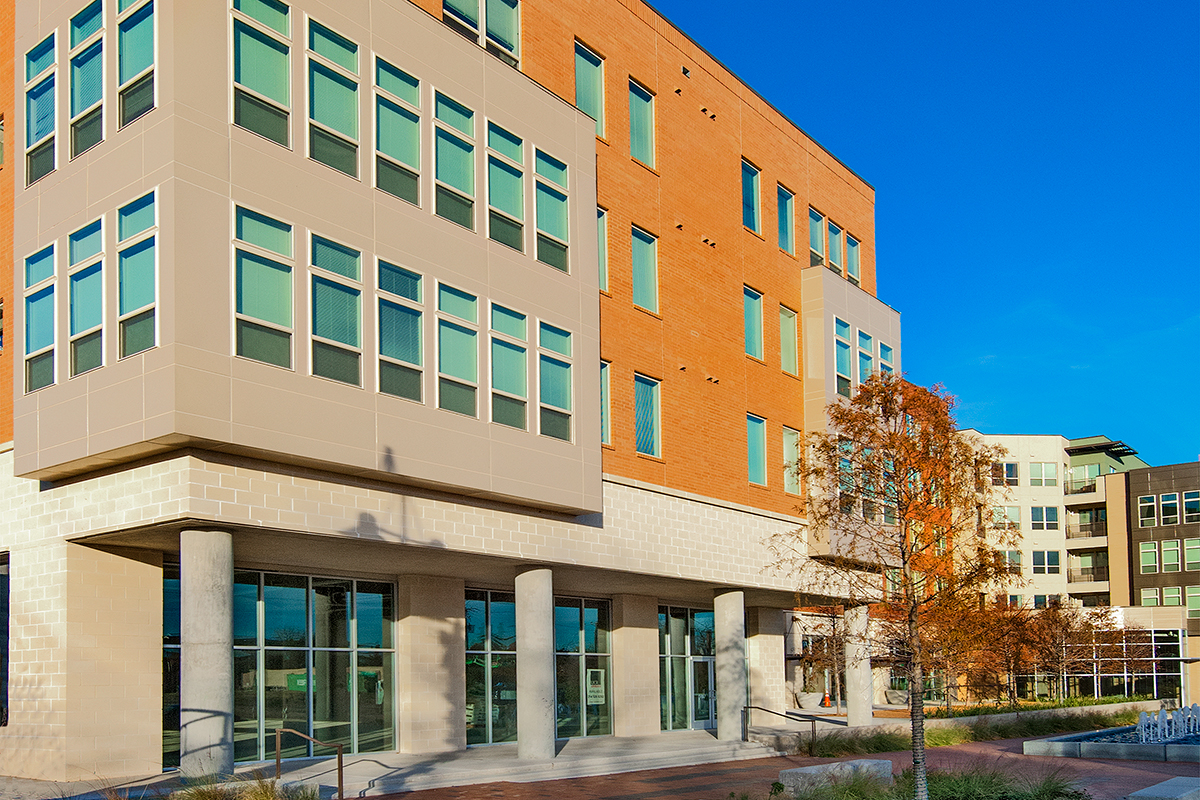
<box><xmin>648</xmin><ymin>0</ymin><xmax>1200</xmax><ymax>467</ymax></box>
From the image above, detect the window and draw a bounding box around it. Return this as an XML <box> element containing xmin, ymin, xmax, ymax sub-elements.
<box><xmin>1032</xmin><ymin>551</ymin><xmax>1059</xmax><ymax>575</ymax></box>
<box><xmin>1007</xmin><ymin>595</ymin><xmax>1022</xmax><ymax>608</ymax></box>
<box><xmin>1162</xmin><ymin>539</ymin><xmax>1181</xmax><ymax>573</ymax></box>
<box><xmin>634</xmin><ymin>374</ymin><xmax>660</xmax><ymax>457</ymax></box>
<box><xmin>1185</xmin><ymin>491</ymin><xmax>1200</xmax><ymax>524</ymax></box>
<box><xmin>235</xmin><ymin>206</ymin><xmax>293</xmax><ymax>368</ymax></box>
<box><xmin>25</xmin><ymin>33</ymin><xmax>57</xmax><ymax>184</ymax></box>
<box><xmin>783</xmin><ymin>426</ymin><xmax>800</xmax><ymax>494</ymax></box>
<box><xmin>67</xmin><ymin>220</ymin><xmax>104</xmax><ymax>376</ymax></box>
<box><xmin>233</xmin><ymin>0</ymin><xmax>291</xmax><ymax>146</ymax></box>
<box><xmin>1140</xmin><ymin>541</ymin><xmax>1158</xmax><ymax>574</ymax></box>
<box><xmin>631</xmin><ymin>226</ymin><xmax>657</xmax><ymax>313</ymax></box>
<box><xmin>378</xmin><ymin>260</ymin><xmax>423</xmax><ymax>402</ymax></box>
<box><xmin>574</xmin><ymin>42</ymin><xmax>603</xmax><ymax>137</ymax></box>
<box><xmin>834</xmin><ymin>317</ymin><xmax>851</xmax><ymax>398</ymax></box>
<box><xmin>375</xmin><ymin>58</ymin><xmax>420</xmax><ymax>204</ymax></box>
<box><xmin>307</xmin><ymin>20</ymin><xmax>359</xmax><ymax>177</ymax></box>
<box><xmin>1033</xmin><ymin>595</ymin><xmax>1049</xmax><ymax>610</ymax></box>
<box><xmin>1138</xmin><ymin>495</ymin><xmax>1156</xmax><ymax>528</ymax></box>
<box><xmin>741</xmin><ymin>160</ymin><xmax>759</xmax><ymax>233</ymax></box>
<box><xmin>1161</xmin><ymin>493</ymin><xmax>1179</xmax><ymax>525</ymax></box>
<box><xmin>879</xmin><ymin>342</ymin><xmax>894</xmax><ymax>376</ymax></box>
<box><xmin>1141</xmin><ymin>588</ymin><xmax>1159</xmax><ymax>607</ymax></box>
<box><xmin>743</xmin><ymin>286</ymin><xmax>762</xmax><ymax>359</ymax></box>
<box><xmin>1187</xmin><ymin>539</ymin><xmax>1200</xmax><ymax>571</ymax></box>
<box><xmin>465</xmin><ymin>589</ymin><xmax>517</xmax><ymax>745</ymax></box>
<box><xmin>1163</xmin><ymin>586</ymin><xmax>1181</xmax><ymax>606</ymax></box>
<box><xmin>596</xmin><ymin>208</ymin><xmax>608</xmax><ymax>291</ymax></box>
<box><xmin>442</xmin><ymin>0</ymin><xmax>519</xmax><ymax>66</ymax></box>
<box><xmin>993</xmin><ymin>506</ymin><xmax>1020</xmax><ymax>530</ymax></box>
<box><xmin>808</xmin><ymin>208</ymin><xmax>824</xmax><ymax>266</ymax></box>
<box><xmin>992</xmin><ymin>462</ymin><xmax>1018</xmax><ymax>486</ymax></box>
<box><xmin>24</xmin><ymin>245</ymin><xmax>56</xmax><ymax>391</ymax></box>
<box><xmin>1031</xmin><ymin>507</ymin><xmax>1059</xmax><ymax>530</ymax></box>
<box><xmin>1188</xmin><ymin>586</ymin><xmax>1200</xmax><ymax>619</ymax></box>
<box><xmin>488</xmin><ymin>304</ymin><xmax>526</xmax><ymax>429</ymax></box>
<box><xmin>437</xmin><ymin>283</ymin><xmax>479</xmax><ymax>416</ymax></box>
<box><xmin>69</xmin><ymin>2</ymin><xmax>104</xmax><ymax>157</ymax></box>
<box><xmin>552</xmin><ymin>596</ymin><xmax>613</xmax><ymax>738</ymax></box>
<box><xmin>827</xmin><ymin>221</ymin><xmax>843</xmax><ymax>274</ymax></box>
<box><xmin>777</xmin><ymin>185</ymin><xmax>794</xmax><ymax>254</ymax></box>
<box><xmin>538</xmin><ymin>322</ymin><xmax>572</xmax><ymax>441</ymax></box>
<box><xmin>117</xmin><ymin>192</ymin><xmax>156</xmax><ymax>357</ymax></box>
<box><xmin>1030</xmin><ymin>462</ymin><xmax>1058</xmax><ymax>486</ymax></box>
<box><xmin>846</xmin><ymin>235</ymin><xmax>860</xmax><ymax>285</ymax></box>
<box><xmin>779</xmin><ymin>306</ymin><xmax>797</xmax><ymax>375</ymax></box>
<box><xmin>117</xmin><ymin>0</ymin><xmax>154</xmax><ymax>127</ymax></box>
<box><xmin>1004</xmin><ymin>550</ymin><xmax>1022</xmax><ymax>573</ymax></box>
<box><xmin>535</xmin><ymin>150</ymin><xmax>569</xmax><ymax>271</ymax></box>
<box><xmin>309</xmin><ymin>235</ymin><xmax>362</xmax><ymax>385</ymax></box>
<box><xmin>747</xmin><ymin>414</ymin><xmax>766</xmax><ymax>485</ymax></box>
<box><xmin>857</xmin><ymin>331</ymin><xmax>873</xmax><ymax>382</ymax></box>
<box><xmin>434</xmin><ymin>93</ymin><xmax>476</xmax><ymax>229</ymax></box>
<box><xmin>599</xmin><ymin>361</ymin><xmax>610</xmax><ymax>445</ymax></box>
<box><xmin>486</xmin><ymin>122</ymin><xmax>524</xmax><ymax>251</ymax></box>
<box><xmin>628</xmin><ymin>80</ymin><xmax>654</xmax><ymax>167</ymax></box>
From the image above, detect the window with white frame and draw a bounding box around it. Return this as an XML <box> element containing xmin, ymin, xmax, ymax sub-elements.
<box><xmin>777</xmin><ymin>185</ymin><xmax>794</xmax><ymax>254</ymax></box>
<box><xmin>631</xmin><ymin>226</ymin><xmax>657</xmax><ymax>313</ymax></box>
<box><xmin>599</xmin><ymin>360</ymin><xmax>610</xmax><ymax>445</ymax></box>
<box><xmin>308</xmin><ymin>20</ymin><xmax>359</xmax><ymax>178</ymax></box>
<box><xmin>1187</xmin><ymin>538</ymin><xmax>1200</xmax><ymax>571</ymax></box>
<box><xmin>628</xmin><ymin>80</ymin><xmax>654</xmax><ymax>168</ymax></box>
<box><xmin>117</xmin><ymin>191</ymin><xmax>156</xmax><ymax>357</ymax></box>
<box><xmin>233</xmin><ymin>0</ymin><xmax>291</xmax><ymax>146</ymax></box>
<box><xmin>117</xmin><ymin>0</ymin><xmax>154</xmax><ymax>127</ymax></box>
<box><xmin>67</xmin><ymin>219</ymin><xmax>104</xmax><ymax>377</ymax></box>
<box><xmin>375</xmin><ymin>58</ymin><xmax>420</xmax><ymax>204</ymax></box>
<box><xmin>538</xmin><ymin>322</ymin><xmax>572</xmax><ymax>441</ymax></box>
<box><xmin>574</xmin><ymin>42</ymin><xmax>603</xmax><ymax>137</ymax></box>
<box><xmin>1141</xmin><ymin>588</ymin><xmax>1159</xmax><ymax>607</ymax></box>
<box><xmin>783</xmin><ymin>426</ymin><xmax>799</xmax><ymax>494</ymax></box>
<box><xmin>597</xmin><ymin>208</ymin><xmax>608</xmax><ymax>292</ymax></box>
<box><xmin>879</xmin><ymin>342</ymin><xmax>894</xmax><ymax>376</ymax></box>
<box><xmin>489</xmin><ymin>303</ymin><xmax>527</xmax><ymax>429</ymax></box>
<box><xmin>1031</xmin><ymin>506</ymin><xmax>1059</xmax><ymax>530</ymax></box>
<box><xmin>437</xmin><ymin>283</ymin><xmax>479</xmax><ymax>416</ymax></box>
<box><xmin>434</xmin><ymin>93</ymin><xmax>476</xmax><ymax>229</ymax></box>
<box><xmin>486</xmin><ymin>122</ymin><xmax>524</xmax><ymax>251</ymax></box>
<box><xmin>808</xmin><ymin>208</ymin><xmax>824</xmax><ymax>266</ymax></box>
<box><xmin>1032</xmin><ymin>550</ymin><xmax>1059</xmax><ymax>575</ymax></box>
<box><xmin>1161</xmin><ymin>493</ymin><xmax>1180</xmax><ymax>525</ymax></box>
<box><xmin>1140</xmin><ymin>541</ymin><xmax>1158</xmax><ymax>574</ymax></box>
<box><xmin>1138</xmin><ymin>495</ymin><xmax>1156</xmax><ymax>528</ymax></box>
<box><xmin>992</xmin><ymin>462</ymin><xmax>1018</xmax><ymax>486</ymax></box>
<box><xmin>1163</xmin><ymin>586</ymin><xmax>1181</xmax><ymax>606</ymax></box>
<box><xmin>846</xmin><ymin>234</ymin><xmax>860</xmax><ymax>285</ymax></box>
<box><xmin>779</xmin><ymin>305</ymin><xmax>797</xmax><ymax>375</ymax></box>
<box><xmin>834</xmin><ymin>317</ymin><xmax>851</xmax><ymax>398</ymax></box>
<box><xmin>827</xmin><ymin>220</ymin><xmax>843</xmax><ymax>275</ymax></box>
<box><xmin>857</xmin><ymin>330</ymin><xmax>873</xmax><ymax>382</ymax></box>
<box><xmin>1185</xmin><ymin>491</ymin><xmax>1200</xmax><ymax>524</ymax></box>
<box><xmin>309</xmin><ymin>234</ymin><xmax>363</xmax><ymax>386</ymax></box>
<box><xmin>535</xmin><ymin>150</ymin><xmax>569</xmax><ymax>271</ymax></box>
<box><xmin>1029</xmin><ymin>462</ymin><xmax>1058</xmax><ymax>486</ymax></box>
<box><xmin>69</xmin><ymin>1</ymin><xmax>104</xmax><ymax>158</ymax></box>
<box><xmin>235</xmin><ymin>206</ymin><xmax>293</xmax><ymax>369</ymax></box>
<box><xmin>24</xmin><ymin>245</ymin><xmax>56</xmax><ymax>391</ymax></box>
<box><xmin>1004</xmin><ymin>550</ymin><xmax>1022</xmax><ymax>573</ymax></box>
<box><xmin>993</xmin><ymin>506</ymin><xmax>1020</xmax><ymax>530</ymax></box>
<box><xmin>25</xmin><ymin>32</ymin><xmax>57</xmax><ymax>184</ymax></box>
<box><xmin>377</xmin><ymin>260</ymin><xmax>423</xmax><ymax>402</ymax></box>
<box><xmin>741</xmin><ymin>160</ymin><xmax>760</xmax><ymax>233</ymax></box>
<box><xmin>634</xmin><ymin>374</ymin><xmax>660</xmax><ymax>457</ymax></box>
<box><xmin>442</xmin><ymin>0</ymin><xmax>519</xmax><ymax>67</ymax></box>
<box><xmin>1162</xmin><ymin>539</ymin><xmax>1181</xmax><ymax>573</ymax></box>
<box><xmin>743</xmin><ymin>286</ymin><xmax>763</xmax><ymax>359</ymax></box>
<box><xmin>1189</xmin><ymin>586</ymin><xmax>1200</xmax><ymax>619</ymax></box>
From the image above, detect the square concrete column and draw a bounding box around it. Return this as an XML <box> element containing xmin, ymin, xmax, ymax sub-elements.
<box><xmin>611</xmin><ymin>594</ymin><xmax>660</xmax><ymax>737</ymax></box>
<box><xmin>515</xmin><ymin>567</ymin><xmax>555</xmax><ymax>760</ymax></box>
<box><xmin>843</xmin><ymin>604</ymin><xmax>873</xmax><ymax>728</ymax></box>
<box><xmin>180</xmin><ymin>530</ymin><xmax>234</xmax><ymax>777</ymax></box>
<box><xmin>713</xmin><ymin>589</ymin><xmax>746</xmax><ymax>741</ymax></box>
<box><xmin>746</xmin><ymin>607</ymin><xmax>786</xmax><ymax>726</ymax></box>
<box><xmin>397</xmin><ymin>576</ymin><xmax>466</xmax><ymax>753</ymax></box>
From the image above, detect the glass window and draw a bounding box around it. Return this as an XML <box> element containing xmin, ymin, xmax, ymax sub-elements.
<box><xmin>535</xmin><ymin>150</ymin><xmax>569</xmax><ymax>271</ymax></box>
<box><xmin>858</xmin><ymin>330</ymin><xmax>873</xmax><ymax>382</ymax></box>
<box><xmin>308</xmin><ymin>22</ymin><xmax>359</xmax><ymax>178</ymax></box>
<box><xmin>1163</xmin><ymin>586</ymin><xmax>1182</xmax><ymax>606</ymax></box>
<box><xmin>1186</xmin><ymin>538</ymin><xmax>1200</xmax><ymax>571</ymax></box>
<box><xmin>777</xmin><ymin>185</ymin><xmax>794</xmax><ymax>254</ymax></box>
<box><xmin>1138</xmin><ymin>495</ymin><xmax>1156</xmax><ymax>528</ymax></box>
<box><xmin>538</xmin><ymin>323</ymin><xmax>572</xmax><ymax>442</ymax></box>
<box><xmin>1140</xmin><ymin>541</ymin><xmax>1158</xmax><ymax>574</ymax></box>
<box><xmin>834</xmin><ymin>317</ymin><xmax>851</xmax><ymax>398</ymax></box>
<box><xmin>233</xmin><ymin>16</ymin><xmax>290</xmax><ymax>146</ymax></box>
<box><xmin>465</xmin><ymin>589</ymin><xmax>517</xmax><ymax>745</ymax></box>
<box><xmin>438</xmin><ymin>284</ymin><xmax>479</xmax><ymax>416</ymax></box>
<box><xmin>747</xmin><ymin>414</ymin><xmax>766</xmax><ymax>485</ymax></box>
<box><xmin>434</xmin><ymin>93</ymin><xmax>476</xmax><ymax>229</ymax></box>
<box><xmin>1031</xmin><ymin>507</ymin><xmax>1059</xmax><ymax>531</ymax></box>
<box><xmin>378</xmin><ymin>261</ymin><xmax>423</xmax><ymax>402</ymax></box>
<box><xmin>779</xmin><ymin>305</ymin><xmax>797</xmax><ymax>375</ymax></box>
<box><xmin>118</xmin><ymin>192</ymin><xmax>157</xmax><ymax>358</ymax></box>
<box><xmin>827</xmin><ymin>221</ymin><xmax>842</xmax><ymax>272</ymax></box>
<box><xmin>69</xmin><ymin>38</ymin><xmax>103</xmax><ymax>158</ymax></box>
<box><xmin>599</xmin><ymin>360</ymin><xmax>610</xmax><ymax>445</ymax></box>
<box><xmin>879</xmin><ymin>342</ymin><xmax>894</xmax><ymax>375</ymax></box>
<box><xmin>597</xmin><ymin>208</ymin><xmax>608</xmax><ymax>292</ymax></box>
<box><xmin>235</xmin><ymin>209</ymin><xmax>293</xmax><ymax>368</ymax></box>
<box><xmin>743</xmin><ymin>286</ymin><xmax>762</xmax><ymax>359</ymax></box>
<box><xmin>25</xmin><ymin>33</ymin><xmax>57</xmax><ymax>185</ymax></box>
<box><xmin>741</xmin><ymin>160</ymin><xmax>759</xmax><ymax>233</ymax></box>
<box><xmin>117</xmin><ymin>1</ymin><xmax>155</xmax><ymax>127</ymax></box>
<box><xmin>376</xmin><ymin>59</ymin><xmax>420</xmax><ymax>205</ymax></box>
<box><xmin>486</xmin><ymin>123</ymin><xmax>524</xmax><ymax>252</ymax></box>
<box><xmin>488</xmin><ymin>304</ymin><xmax>526</xmax><ymax>429</ymax></box>
<box><xmin>574</xmin><ymin>42</ymin><xmax>604</xmax><ymax>137</ymax></box>
<box><xmin>1161</xmin><ymin>493</ymin><xmax>1179</xmax><ymax>525</ymax></box>
<box><xmin>808</xmin><ymin>208</ymin><xmax>824</xmax><ymax>264</ymax></box>
<box><xmin>1030</xmin><ymin>462</ymin><xmax>1058</xmax><ymax>486</ymax></box>
<box><xmin>634</xmin><ymin>374</ymin><xmax>660</xmax><ymax>457</ymax></box>
<box><xmin>846</xmin><ymin>235</ymin><xmax>860</xmax><ymax>285</ymax></box>
<box><xmin>1032</xmin><ymin>551</ymin><xmax>1060</xmax><ymax>575</ymax></box>
<box><xmin>1162</xmin><ymin>540</ymin><xmax>1181</xmax><ymax>573</ymax></box>
<box><xmin>992</xmin><ymin>462</ymin><xmax>1019</xmax><ymax>487</ymax></box>
<box><xmin>631</xmin><ymin>226</ymin><xmax>657</xmax><ymax>313</ymax></box>
<box><xmin>24</xmin><ymin>246</ymin><xmax>56</xmax><ymax>391</ymax></box>
<box><xmin>443</xmin><ymin>0</ymin><xmax>520</xmax><ymax>64</ymax></box>
<box><xmin>1189</xmin><ymin>586</ymin><xmax>1200</xmax><ymax>619</ymax></box>
<box><xmin>783</xmin><ymin>426</ymin><xmax>799</xmax><ymax>494</ymax></box>
<box><xmin>629</xmin><ymin>80</ymin><xmax>654</xmax><ymax>168</ymax></box>
<box><xmin>235</xmin><ymin>0</ymin><xmax>289</xmax><ymax>35</ymax></box>
<box><xmin>553</xmin><ymin>597</ymin><xmax>611</xmax><ymax>739</ymax></box>
<box><xmin>1184</xmin><ymin>492</ymin><xmax>1200</xmax><ymax>524</ymax></box>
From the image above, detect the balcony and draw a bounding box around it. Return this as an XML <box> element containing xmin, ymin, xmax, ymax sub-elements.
<box><xmin>1065</xmin><ymin>478</ymin><xmax>1097</xmax><ymax>495</ymax></box>
<box><xmin>1068</xmin><ymin>566</ymin><xmax>1109</xmax><ymax>583</ymax></box>
<box><xmin>1066</xmin><ymin>520</ymin><xmax>1107</xmax><ymax>539</ymax></box>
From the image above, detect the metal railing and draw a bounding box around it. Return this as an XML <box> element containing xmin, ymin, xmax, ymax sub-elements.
<box><xmin>274</xmin><ymin>728</ymin><xmax>343</xmax><ymax>800</ymax></box>
<box><xmin>1066</xmin><ymin>521</ymin><xmax>1107</xmax><ymax>538</ymax></box>
<box><xmin>1065</xmin><ymin>478</ymin><xmax>1098</xmax><ymax>495</ymax></box>
<box><xmin>1068</xmin><ymin>566</ymin><xmax>1109</xmax><ymax>583</ymax></box>
<box><xmin>741</xmin><ymin>705</ymin><xmax>846</xmax><ymax>755</ymax></box>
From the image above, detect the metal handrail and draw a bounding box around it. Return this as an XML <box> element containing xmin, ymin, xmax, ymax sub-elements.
<box><xmin>274</xmin><ymin>728</ymin><xmax>343</xmax><ymax>800</ymax></box>
<box><xmin>741</xmin><ymin>705</ymin><xmax>847</xmax><ymax>755</ymax></box>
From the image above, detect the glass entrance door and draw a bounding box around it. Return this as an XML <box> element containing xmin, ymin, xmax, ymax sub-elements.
<box><xmin>691</xmin><ymin>658</ymin><xmax>715</xmax><ymax>729</ymax></box>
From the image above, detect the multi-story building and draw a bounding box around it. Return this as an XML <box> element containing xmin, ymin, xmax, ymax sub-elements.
<box><xmin>0</xmin><ymin>0</ymin><xmax>901</xmax><ymax>783</ymax></box>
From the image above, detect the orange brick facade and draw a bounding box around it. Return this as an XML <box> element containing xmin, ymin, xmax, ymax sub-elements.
<box><xmin>414</xmin><ymin>0</ymin><xmax>877</xmax><ymax>517</ymax></box>
<box><xmin>0</xmin><ymin>0</ymin><xmax>13</xmax><ymax>444</ymax></box>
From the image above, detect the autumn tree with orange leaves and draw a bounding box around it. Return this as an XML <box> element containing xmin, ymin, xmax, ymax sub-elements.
<box><xmin>770</xmin><ymin>374</ymin><xmax>1015</xmax><ymax>800</ymax></box>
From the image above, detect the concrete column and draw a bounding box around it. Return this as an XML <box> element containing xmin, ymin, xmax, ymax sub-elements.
<box><xmin>746</xmin><ymin>607</ymin><xmax>786</xmax><ymax>727</ymax></box>
<box><xmin>611</xmin><ymin>594</ymin><xmax>660</xmax><ymax>737</ymax></box>
<box><xmin>713</xmin><ymin>589</ymin><xmax>746</xmax><ymax>741</ymax></box>
<box><xmin>515</xmin><ymin>567</ymin><xmax>555</xmax><ymax>760</ymax></box>
<box><xmin>843</xmin><ymin>604</ymin><xmax>873</xmax><ymax>728</ymax></box>
<box><xmin>179</xmin><ymin>530</ymin><xmax>234</xmax><ymax>777</ymax></box>
<box><xmin>397</xmin><ymin>576</ymin><xmax>466</xmax><ymax>753</ymax></box>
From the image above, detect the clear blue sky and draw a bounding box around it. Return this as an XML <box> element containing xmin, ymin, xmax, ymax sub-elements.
<box><xmin>648</xmin><ymin>0</ymin><xmax>1200</xmax><ymax>467</ymax></box>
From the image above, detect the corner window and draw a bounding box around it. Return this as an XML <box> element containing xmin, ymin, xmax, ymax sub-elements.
<box><xmin>437</xmin><ymin>283</ymin><xmax>479</xmax><ymax>416</ymax></box>
<box><xmin>486</xmin><ymin>122</ymin><xmax>524</xmax><ymax>251</ymax></box>
<box><xmin>746</xmin><ymin>414</ymin><xmax>766</xmax><ymax>485</ymax></box>
<box><xmin>535</xmin><ymin>150</ymin><xmax>569</xmax><ymax>271</ymax></box>
<box><xmin>538</xmin><ymin>322</ymin><xmax>572</xmax><ymax>441</ymax></box>
<box><xmin>631</xmin><ymin>226</ymin><xmax>657</xmax><ymax>313</ymax></box>
<box><xmin>833</xmin><ymin>317</ymin><xmax>851</xmax><ymax>398</ymax></box>
<box><xmin>1138</xmin><ymin>495</ymin><xmax>1156</xmax><ymax>528</ymax></box>
<box><xmin>574</xmin><ymin>42</ymin><xmax>604</xmax><ymax>137</ymax></box>
<box><xmin>779</xmin><ymin>305</ymin><xmax>797</xmax><ymax>375</ymax></box>
<box><xmin>741</xmin><ymin>160</ymin><xmax>759</xmax><ymax>233</ymax></box>
<box><xmin>743</xmin><ymin>286</ymin><xmax>762</xmax><ymax>359</ymax></box>
<box><xmin>233</xmin><ymin>0</ymin><xmax>291</xmax><ymax>146</ymax></box>
<box><xmin>25</xmin><ymin>33</ymin><xmax>57</xmax><ymax>185</ymax></box>
<box><xmin>634</xmin><ymin>374</ymin><xmax>660</xmax><ymax>457</ymax></box>
<box><xmin>69</xmin><ymin>2</ymin><xmax>104</xmax><ymax>158</ymax></box>
<box><xmin>442</xmin><ymin>0</ymin><xmax>519</xmax><ymax>67</ymax></box>
<box><xmin>234</xmin><ymin>206</ymin><xmax>294</xmax><ymax>368</ymax></box>
<box><xmin>117</xmin><ymin>191</ymin><xmax>157</xmax><ymax>357</ymax></box>
<box><xmin>628</xmin><ymin>80</ymin><xmax>654</xmax><ymax>168</ymax></box>
<box><xmin>434</xmin><ymin>93</ymin><xmax>476</xmax><ymax>230</ymax></box>
<box><xmin>375</xmin><ymin>58</ymin><xmax>420</xmax><ymax>204</ymax></box>
<box><xmin>1139</xmin><ymin>541</ymin><xmax>1158</xmax><ymax>574</ymax></box>
<box><xmin>24</xmin><ymin>245</ymin><xmax>57</xmax><ymax>391</ymax></box>
<box><xmin>117</xmin><ymin>0</ymin><xmax>155</xmax><ymax>127</ymax></box>
<box><xmin>307</xmin><ymin>20</ymin><xmax>359</xmax><ymax>178</ymax></box>
<box><xmin>777</xmin><ymin>185</ymin><xmax>794</xmax><ymax>254</ymax></box>
<box><xmin>378</xmin><ymin>260</ymin><xmax>423</xmax><ymax>402</ymax></box>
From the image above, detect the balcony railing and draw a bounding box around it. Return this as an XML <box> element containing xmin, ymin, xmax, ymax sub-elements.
<box><xmin>1066</xmin><ymin>521</ymin><xmax>1107</xmax><ymax>538</ymax></box>
<box><xmin>1065</xmin><ymin>477</ymin><xmax>1098</xmax><ymax>495</ymax></box>
<box><xmin>1067</xmin><ymin>566</ymin><xmax>1109</xmax><ymax>583</ymax></box>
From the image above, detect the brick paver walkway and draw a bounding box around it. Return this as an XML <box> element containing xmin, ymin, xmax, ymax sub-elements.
<box><xmin>382</xmin><ymin>737</ymin><xmax>1198</xmax><ymax>800</ymax></box>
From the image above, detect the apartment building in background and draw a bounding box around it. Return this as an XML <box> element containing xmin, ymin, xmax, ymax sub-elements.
<box><xmin>0</xmin><ymin>0</ymin><xmax>903</xmax><ymax>781</ymax></box>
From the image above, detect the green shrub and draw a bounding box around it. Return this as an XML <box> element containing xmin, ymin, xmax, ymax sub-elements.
<box><xmin>785</xmin><ymin>768</ymin><xmax>1090</xmax><ymax>800</ymax></box>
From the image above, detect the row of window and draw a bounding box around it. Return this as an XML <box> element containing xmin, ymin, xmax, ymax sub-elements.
<box><xmin>1006</xmin><ymin>594</ymin><xmax>1062</xmax><ymax>609</ymax></box>
<box><xmin>24</xmin><ymin>0</ymin><xmax>155</xmax><ymax>185</ymax></box>
<box><xmin>993</xmin><ymin>506</ymin><xmax>1061</xmax><ymax>530</ymax></box>
<box><xmin>833</xmin><ymin>317</ymin><xmax>894</xmax><ymax>398</ymax></box>
<box><xmin>990</xmin><ymin>461</ymin><xmax>1064</xmax><ymax>487</ymax></box>
<box><xmin>23</xmin><ymin>191</ymin><xmax>157</xmax><ymax>392</ymax></box>
<box><xmin>1138</xmin><ymin>492</ymin><xmax>1200</xmax><ymax>528</ymax></box>
<box><xmin>1139</xmin><ymin>539</ymin><xmax>1200</xmax><ymax>574</ymax></box>
<box><xmin>1003</xmin><ymin>549</ymin><xmax>1061</xmax><ymax>574</ymax></box>
<box><xmin>1140</xmin><ymin>585</ymin><xmax>1200</xmax><ymax>617</ymax></box>
<box><xmin>231</xmin><ymin>0</ymin><xmax>573</xmax><ymax>271</ymax></box>
<box><xmin>233</xmin><ymin>205</ymin><xmax>577</xmax><ymax>440</ymax></box>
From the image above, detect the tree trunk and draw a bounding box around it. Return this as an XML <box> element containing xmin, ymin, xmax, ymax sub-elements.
<box><xmin>909</xmin><ymin>613</ymin><xmax>928</xmax><ymax>800</ymax></box>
